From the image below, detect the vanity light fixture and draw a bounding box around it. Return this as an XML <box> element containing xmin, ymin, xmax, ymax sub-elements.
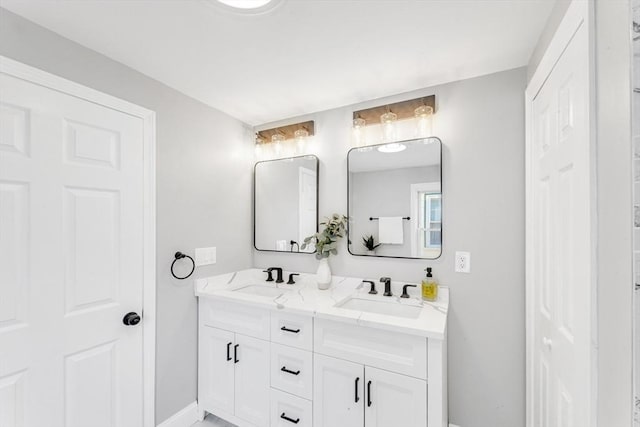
<box><xmin>352</xmin><ymin>95</ymin><xmax>436</xmax><ymax>145</ymax></box>
<box><xmin>255</xmin><ymin>120</ymin><xmax>315</xmax><ymax>158</ymax></box>
<box><xmin>380</xmin><ymin>108</ymin><xmax>398</xmax><ymax>143</ymax></box>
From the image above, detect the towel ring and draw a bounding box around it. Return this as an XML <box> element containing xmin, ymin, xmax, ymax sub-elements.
<box><xmin>171</xmin><ymin>251</ymin><xmax>195</xmax><ymax>280</ymax></box>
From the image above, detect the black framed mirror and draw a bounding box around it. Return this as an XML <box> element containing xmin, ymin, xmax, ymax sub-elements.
<box><xmin>254</xmin><ymin>155</ymin><xmax>319</xmax><ymax>253</ymax></box>
<box><xmin>347</xmin><ymin>137</ymin><xmax>442</xmax><ymax>259</ymax></box>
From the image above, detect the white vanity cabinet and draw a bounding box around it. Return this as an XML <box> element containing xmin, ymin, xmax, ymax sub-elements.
<box><xmin>196</xmin><ymin>273</ymin><xmax>448</xmax><ymax>427</ymax></box>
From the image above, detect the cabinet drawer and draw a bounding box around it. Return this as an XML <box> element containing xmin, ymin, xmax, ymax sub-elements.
<box><xmin>314</xmin><ymin>318</ymin><xmax>428</xmax><ymax>379</ymax></box>
<box><xmin>271</xmin><ymin>312</ymin><xmax>313</xmax><ymax>351</ymax></box>
<box><xmin>271</xmin><ymin>343</ymin><xmax>313</xmax><ymax>400</ymax></box>
<box><xmin>270</xmin><ymin>389</ymin><xmax>313</xmax><ymax>427</ymax></box>
<box><xmin>201</xmin><ymin>299</ymin><xmax>270</xmax><ymax>340</ymax></box>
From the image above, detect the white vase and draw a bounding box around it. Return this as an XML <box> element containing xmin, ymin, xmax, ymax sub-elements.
<box><xmin>316</xmin><ymin>258</ymin><xmax>332</xmax><ymax>290</ymax></box>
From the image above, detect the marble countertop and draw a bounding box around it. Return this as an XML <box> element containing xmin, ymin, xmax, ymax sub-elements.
<box><xmin>195</xmin><ymin>268</ymin><xmax>448</xmax><ymax>340</ymax></box>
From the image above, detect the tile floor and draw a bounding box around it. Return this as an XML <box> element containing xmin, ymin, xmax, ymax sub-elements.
<box><xmin>191</xmin><ymin>414</ymin><xmax>236</xmax><ymax>427</ymax></box>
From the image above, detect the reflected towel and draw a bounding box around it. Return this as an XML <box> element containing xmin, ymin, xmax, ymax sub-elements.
<box><xmin>378</xmin><ymin>217</ymin><xmax>404</xmax><ymax>244</ymax></box>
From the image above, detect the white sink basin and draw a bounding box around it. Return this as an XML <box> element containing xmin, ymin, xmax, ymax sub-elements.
<box><xmin>336</xmin><ymin>296</ymin><xmax>422</xmax><ymax>319</ymax></box>
<box><xmin>233</xmin><ymin>284</ymin><xmax>285</xmax><ymax>298</ymax></box>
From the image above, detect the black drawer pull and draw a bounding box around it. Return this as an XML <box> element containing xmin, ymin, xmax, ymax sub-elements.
<box><xmin>280</xmin><ymin>326</ymin><xmax>300</xmax><ymax>334</ymax></box>
<box><xmin>355</xmin><ymin>377</ymin><xmax>360</xmax><ymax>402</ymax></box>
<box><xmin>226</xmin><ymin>342</ymin><xmax>232</xmax><ymax>361</ymax></box>
<box><xmin>281</xmin><ymin>366</ymin><xmax>301</xmax><ymax>376</ymax></box>
<box><xmin>367</xmin><ymin>380</ymin><xmax>372</xmax><ymax>407</ymax></box>
<box><xmin>280</xmin><ymin>413</ymin><xmax>300</xmax><ymax>424</ymax></box>
<box><xmin>234</xmin><ymin>344</ymin><xmax>239</xmax><ymax>363</ymax></box>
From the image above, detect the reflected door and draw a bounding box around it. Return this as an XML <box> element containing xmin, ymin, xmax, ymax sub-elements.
<box><xmin>0</xmin><ymin>72</ymin><xmax>145</xmax><ymax>426</ymax></box>
<box><xmin>298</xmin><ymin>166</ymin><xmax>317</xmax><ymax>249</ymax></box>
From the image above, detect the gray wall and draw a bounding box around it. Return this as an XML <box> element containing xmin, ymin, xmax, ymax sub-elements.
<box><xmin>0</xmin><ymin>8</ymin><xmax>254</xmax><ymax>424</ymax></box>
<box><xmin>527</xmin><ymin>0</ymin><xmax>571</xmax><ymax>81</ymax></box>
<box><xmin>349</xmin><ymin>166</ymin><xmax>439</xmax><ymax>257</ymax></box>
<box><xmin>255</xmin><ymin>68</ymin><xmax>527</xmax><ymax>427</ymax></box>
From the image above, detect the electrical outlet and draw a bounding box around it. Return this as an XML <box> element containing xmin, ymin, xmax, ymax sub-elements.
<box><xmin>195</xmin><ymin>247</ymin><xmax>216</xmax><ymax>266</ymax></box>
<box><xmin>455</xmin><ymin>251</ymin><xmax>471</xmax><ymax>273</ymax></box>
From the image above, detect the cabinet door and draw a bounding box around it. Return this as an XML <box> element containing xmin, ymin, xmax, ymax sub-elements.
<box><xmin>314</xmin><ymin>353</ymin><xmax>364</xmax><ymax>427</ymax></box>
<box><xmin>199</xmin><ymin>326</ymin><xmax>235</xmax><ymax>414</ymax></box>
<box><xmin>234</xmin><ymin>334</ymin><xmax>271</xmax><ymax>427</ymax></box>
<box><xmin>364</xmin><ymin>366</ymin><xmax>427</xmax><ymax>427</ymax></box>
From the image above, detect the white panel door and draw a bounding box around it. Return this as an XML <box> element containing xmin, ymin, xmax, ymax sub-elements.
<box><xmin>530</xmin><ymin>19</ymin><xmax>592</xmax><ymax>427</ymax></box>
<box><xmin>313</xmin><ymin>353</ymin><xmax>364</xmax><ymax>427</ymax></box>
<box><xmin>199</xmin><ymin>326</ymin><xmax>235</xmax><ymax>414</ymax></box>
<box><xmin>364</xmin><ymin>366</ymin><xmax>427</xmax><ymax>427</ymax></box>
<box><xmin>298</xmin><ymin>166</ymin><xmax>317</xmax><ymax>249</ymax></box>
<box><xmin>0</xmin><ymin>72</ymin><xmax>145</xmax><ymax>426</ymax></box>
<box><xmin>234</xmin><ymin>334</ymin><xmax>270</xmax><ymax>427</ymax></box>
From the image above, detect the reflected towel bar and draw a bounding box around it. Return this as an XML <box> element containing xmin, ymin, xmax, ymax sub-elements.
<box><xmin>369</xmin><ymin>217</ymin><xmax>410</xmax><ymax>221</ymax></box>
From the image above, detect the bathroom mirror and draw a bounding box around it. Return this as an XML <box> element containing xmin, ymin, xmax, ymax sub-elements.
<box><xmin>254</xmin><ymin>155</ymin><xmax>319</xmax><ymax>253</ymax></box>
<box><xmin>348</xmin><ymin>137</ymin><xmax>442</xmax><ymax>259</ymax></box>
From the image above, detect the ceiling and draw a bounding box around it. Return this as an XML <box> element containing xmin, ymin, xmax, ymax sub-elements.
<box><xmin>1</xmin><ymin>0</ymin><xmax>555</xmax><ymax>126</ymax></box>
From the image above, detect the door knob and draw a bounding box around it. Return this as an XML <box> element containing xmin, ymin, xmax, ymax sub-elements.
<box><xmin>123</xmin><ymin>312</ymin><xmax>141</xmax><ymax>326</ymax></box>
<box><xmin>542</xmin><ymin>337</ymin><xmax>553</xmax><ymax>349</ymax></box>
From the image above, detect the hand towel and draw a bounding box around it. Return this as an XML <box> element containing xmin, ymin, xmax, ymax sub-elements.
<box><xmin>378</xmin><ymin>217</ymin><xmax>404</xmax><ymax>244</ymax></box>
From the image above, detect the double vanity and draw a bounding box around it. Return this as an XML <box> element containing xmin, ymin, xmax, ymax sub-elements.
<box><xmin>195</xmin><ymin>268</ymin><xmax>449</xmax><ymax>427</ymax></box>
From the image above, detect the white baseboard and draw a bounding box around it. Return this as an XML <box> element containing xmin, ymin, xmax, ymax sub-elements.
<box><xmin>157</xmin><ymin>401</ymin><xmax>199</xmax><ymax>427</ymax></box>
<box><xmin>450</xmin><ymin>424</ymin><xmax>461</xmax><ymax>427</ymax></box>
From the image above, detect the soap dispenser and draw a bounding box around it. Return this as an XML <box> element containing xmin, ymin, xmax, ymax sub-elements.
<box><xmin>421</xmin><ymin>267</ymin><xmax>438</xmax><ymax>301</ymax></box>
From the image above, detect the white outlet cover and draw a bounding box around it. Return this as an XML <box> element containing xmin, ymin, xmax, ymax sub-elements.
<box><xmin>195</xmin><ymin>247</ymin><xmax>216</xmax><ymax>266</ymax></box>
<box><xmin>455</xmin><ymin>251</ymin><xmax>471</xmax><ymax>273</ymax></box>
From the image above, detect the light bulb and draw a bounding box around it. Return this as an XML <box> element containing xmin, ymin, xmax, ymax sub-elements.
<box><xmin>352</xmin><ymin>117</ymin><xmax>366</xmax><ymax>147</ymax></box>
<box><xmin>272</xmin><ymin>133</ymin><xmax>285</xmax><ymax>157</ymax></box>
<box><xmin>380</xmin><ymin>111</ymin><xmax>398</xmax><ymax>142</ymax></box>
<box><xmin>294</xmin><ymin>128</ymin><xmax>309</xmax><ymax>154</ymax></box>
<box><xmin>414</xmin><ymin>105</ymin><xmax>433</xmax><ymax>138</ymax></box>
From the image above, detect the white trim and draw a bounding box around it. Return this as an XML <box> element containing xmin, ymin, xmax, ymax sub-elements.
<box><xmin>157</xmin><ymin>402</ymin><xmax>199</xmax><ymax>427</ymax></box>
<box><xmin>0</xmin><ymin>55</ymin><xmax>158</xmax><ymax>427</ymax></box>
<box><xmin>524</xmin><ymin>1</ymin><xmax>595</xmax><ymax>427</ymax></box>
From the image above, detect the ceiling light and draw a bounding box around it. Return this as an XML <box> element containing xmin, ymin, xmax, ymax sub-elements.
<box><xmin>216</xmin><ymin>0</ymin><xmax>273</xmax><ymax>9</ymax></box>
<box><xmin>378</xmin><ymin>143</ymin><xmax>406</xmax><ymax>153</ymax></box>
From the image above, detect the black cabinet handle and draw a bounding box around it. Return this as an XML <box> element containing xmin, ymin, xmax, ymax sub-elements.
<box><xmin>280</xmin><ymin>413</ymin><xmax>300</xmax><ymax>424</ymax></box>
<box><xmin>226</xmin><ymin>342</ymin><xmax>232</xmax><ymax>361</ymax></box>
<box><xmin>367</xmin><ymin>380</ymin><xmax>372</xmax><ymax>407</ymax></box>
<box><xmin>234</xmin><ymin>344</ymin><xmax>239</xmax><ymax>363</ymax></box>
<box><xmin>355</xmin><ymin>377</ymin><xmax>360</xmax><ymax>402</ymax></box>
<box><xmin>281</xmin><ymin>366</ymin><xmax>300</xmax><ymax>376</ymax></box>
<box><xmin>280</xmin><ymin>326</ymin><xmax>300</xmax><ymax>334</ymax></box>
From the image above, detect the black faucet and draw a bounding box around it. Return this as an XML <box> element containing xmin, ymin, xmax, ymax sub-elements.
<box><xmin>401</xmin><ymin>284</ymin><xmax>417</xmax><ymax>298</ymax></box>
<box><xmin>363</xmin><ymin>280</ymin><xmax>377</xmax><ymax>295</ymax></box>
<box><xmin>287</xmin><ymin>273</ymin><xmax>300</xmax><ymax>284</ymax></box>
<box><xmin>380</xmin><ymin>277</ymin><xmax>392</xmax><ymax>296</ymax></box>
<box><xmin>264</xmin><ymin>267</ymin><xmax>284</xmax><ymax>283</ymax></box>
<box><xmin>267</xmin><ymin>267</ymin><xmax>284</xmax><ymax>283</ymax></box>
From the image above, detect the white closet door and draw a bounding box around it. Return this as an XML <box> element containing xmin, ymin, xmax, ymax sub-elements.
<box><xmin>529</xmin><ymin>13</ymin><xmax>592</xmax><ymax>427</ymax></box>
<box><xmin>0</xmin><ymin>72</ymin><xmax>145</xmax><ymax>427</ymax></box>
